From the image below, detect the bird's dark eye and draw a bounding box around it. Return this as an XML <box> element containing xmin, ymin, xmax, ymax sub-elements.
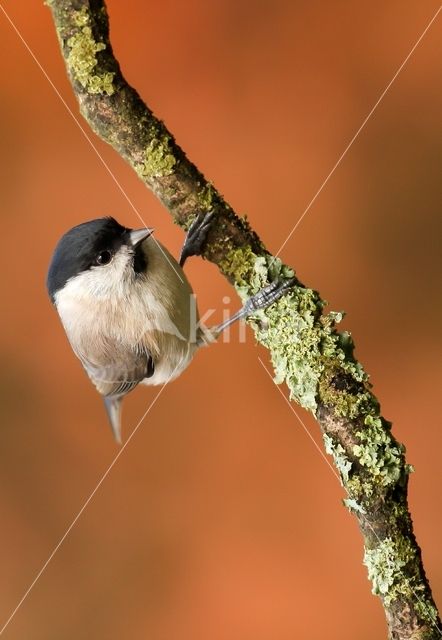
<box><xmin>96</xmin><ymin>250</ymin><xmax>112</xmax><ymax>266</ymax></box>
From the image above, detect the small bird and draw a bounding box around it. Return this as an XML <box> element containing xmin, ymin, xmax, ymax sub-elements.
<box><xmin>47</xmin><ymin>212</ymin><xmax>293</xmax><ymax>442</ymax></box>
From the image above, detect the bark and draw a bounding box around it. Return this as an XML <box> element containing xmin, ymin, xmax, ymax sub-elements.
<box><xmin>47</xmin><ymin>1</ymin><xmax>441</xmax><ymax>637</ymax></box>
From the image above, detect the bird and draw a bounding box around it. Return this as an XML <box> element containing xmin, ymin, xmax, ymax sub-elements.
<box><xmin>47</xmin><ymin>212</ymin><xmax>293</xmax><ymax>442</ymax></box>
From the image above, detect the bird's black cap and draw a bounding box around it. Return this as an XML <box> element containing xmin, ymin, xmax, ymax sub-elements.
<box><xmin>46</xmin><ymin>217</ymin><xmax>131</xmax><ymax>302</ymax></box>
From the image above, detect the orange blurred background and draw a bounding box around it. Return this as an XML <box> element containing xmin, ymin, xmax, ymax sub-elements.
<box><xmin>0</xmin><ymin>1</ymin><xmax>441</xmax><ymax>638</ymax></box>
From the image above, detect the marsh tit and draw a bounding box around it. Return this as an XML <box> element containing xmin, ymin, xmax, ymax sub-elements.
<box><xmin>47</xmin><ymin>212</ymin><xmax>294</xmax><ymax>442</ymax></box>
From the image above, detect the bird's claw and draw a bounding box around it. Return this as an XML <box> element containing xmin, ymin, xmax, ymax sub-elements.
<box><xmin>179</xmin><ymin>210</ymin><xmax>215</xmax><ymax>267</ymax></box>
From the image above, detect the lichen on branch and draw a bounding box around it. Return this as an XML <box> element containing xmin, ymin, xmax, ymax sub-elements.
<box><xmin>47</xmin><ymin>1</ymin><xmax>441</xmax><ymax>638</ymax></box>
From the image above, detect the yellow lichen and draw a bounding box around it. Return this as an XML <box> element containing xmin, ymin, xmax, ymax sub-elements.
<box><xmin>67</xmin><ymin>24</ymin><xmax>115</xmax><ymax>95</ymax></box>
<box><xmin>135</xmin><ymin>137</ymin><xmax>177</xmax><ymax>179</ymax></box>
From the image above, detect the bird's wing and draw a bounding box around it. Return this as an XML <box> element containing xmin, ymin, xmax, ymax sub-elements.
<box><xmin>79</xmin><ymin>346</ymin><xmax>155</xmax><ymax>398</ymax></box>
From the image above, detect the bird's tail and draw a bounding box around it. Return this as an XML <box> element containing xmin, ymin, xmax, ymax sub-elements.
<box><xmin>103</xmin><ymin>395</ymin><xmax>123</xmax><ymax>444</ymax></box>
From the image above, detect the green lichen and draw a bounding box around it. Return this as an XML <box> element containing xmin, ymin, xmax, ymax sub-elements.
<box><xmin>364</xmin><ymin>537</ymin><xmax>412</xmax><ymax>599</ymax></box>
<box><xmin>219</xmin><ymin>246</ymin><xmax>258</xmax><ymax>287</ymax></box>
<box><xmin>363</xmin><ymin>534</ymin><xmax>437</xmax><ymax>624</ymax></box>
<box><xmin>346</xmin><ymin>475</ymin><xmax>374</xmax><ymax>499</ymax></box>
<box><xmin>414</xmin><ymin>598</ymin><xmax>441</xmax><ymax>628</ymax></box>
<box><xmin>220</xmin><ymin>252</ymin><xmax>363</xmax><ymax>412</ymax></box>
<box><xmin>66</xmin><ymin>13</ymin><xmax>115</xmax><ymax>96</ymax></box>
<box><xmin>135</xmin><ymin>136</ymin><xmax>177</xmax><ymax>179</ymax></box>
<box><xmin>252</xmin><ymin>264</ymin><xmax>328</xmax><ymax>410</ymax></box>
<box><xmin>319</xmin><ymin>326</ymin><xmax>367</xmax><ymax>386</ymax></box>
<box><xmin>235</xmin><ymin>255</ymin><xmax>328</xmax><ymax>411</ymax></box>
<box><xmin>353</xmin><ymin>415</ymin><xmax>404</xmax><ymax>487</ymax></box>
<box><xmin>343</xmin><ymin>497</ymin><xmax>365</xmax><ymax>514</ymax></box>
<box><xmin>245</xmin><ymin>254</ymin><xmax>295</xmax><ymax>296</ymax></box>
<box><xmin>318</xmin><ymin>365</ymin><xmax>377</xmax><ymax>420</ymax></box>
<box><xmin>324</xmin><ymin>434</ymin><xmax>352</xmax><ymax>484</ymax></box>
<box><xmin>198</xmin><ymin>182</ymin><xmax>216</xmax><ymax>211</ymax></box>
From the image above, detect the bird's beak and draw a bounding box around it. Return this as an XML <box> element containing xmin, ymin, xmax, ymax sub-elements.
<box><xmin>129</xmin><ymin>227</ymin><xmax>154</xmax><ymax>247</ymax></box>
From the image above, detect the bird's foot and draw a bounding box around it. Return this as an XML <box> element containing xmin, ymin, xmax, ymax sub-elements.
<box><xmin>179</xmin><ymin>210</ymin><xmax>215</xmax><ymax>267</ymax></box>
<box><xmin>243</xmin><ymin>277</ymin><xmax>297</xmax><ymax>315</ymax></box>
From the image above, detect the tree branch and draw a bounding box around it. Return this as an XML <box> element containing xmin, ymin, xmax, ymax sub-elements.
<box><xmin>47</xmin><ymin>1</ymin><xmax>440</xmax><ymax>637</ymax></box>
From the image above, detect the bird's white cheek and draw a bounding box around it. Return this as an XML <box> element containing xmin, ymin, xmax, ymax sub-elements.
<box><xmin>57</xmin><ymin>252</ymin><xmax>133</xmax><ymax>301</ymax></box>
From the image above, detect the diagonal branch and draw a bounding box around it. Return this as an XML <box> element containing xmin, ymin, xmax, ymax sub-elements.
<box><xmin>47</xmin><ymin>1</ymin><xmax>440</xmax><ymax>637</ymax></box>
